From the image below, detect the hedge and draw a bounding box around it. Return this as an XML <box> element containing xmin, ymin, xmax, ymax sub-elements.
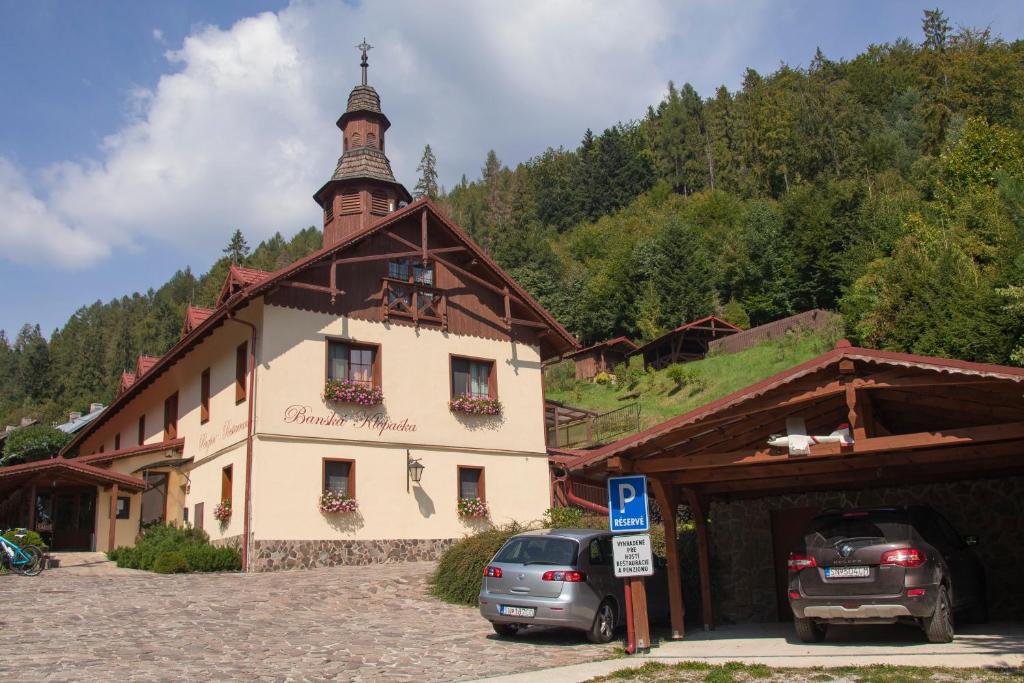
<box><xmin>108</xmin><ymin>523</ymin><xmax>240</xmax><ymax>573</ymax></box>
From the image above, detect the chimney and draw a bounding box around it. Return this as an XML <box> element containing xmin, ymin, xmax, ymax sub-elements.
<box><xmin>69</xmin><ymin>411</ymin><xmax>82</xmax><ymax>422</ymax></box>
<box><xmin>89</xmin><ymin>403</ymin><xmax>104</xmax><ymax>414</ymax></box>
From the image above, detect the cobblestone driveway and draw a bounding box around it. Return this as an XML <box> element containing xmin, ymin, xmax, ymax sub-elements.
<box><xmin>0</xmin><ymin>559</ymin><xmax>618</xmax><ymax>681</ymax></box>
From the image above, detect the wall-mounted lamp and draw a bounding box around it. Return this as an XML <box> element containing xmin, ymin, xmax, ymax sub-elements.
<box><xmin>407</xmin><ymin>449</ymin><xmax>425</xmax><ymax>492</ymax></box>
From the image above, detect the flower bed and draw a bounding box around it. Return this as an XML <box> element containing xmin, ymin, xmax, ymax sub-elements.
<box><xmin>318</xmin><ymin>490</ymin><xmax>359</xmax><ymax>514</ymax></box>
<box><xmin>324</xmin><ymin>379</ymin><xmax>383</xmax><ymax>406</ymax></box>
<box><xmin>213</xmin><ymin>500</ymin><xmax>232</xmax><ymax>524</ymax></box>
<box><xmin>449</xmin><ymin>394</ymin><xmax>501</xmax><ymax>416</ymax></box>
<box><xmin>457</xmin><ymin>496</ymin><xmax>489</xmax><ymax>518</ymax></box>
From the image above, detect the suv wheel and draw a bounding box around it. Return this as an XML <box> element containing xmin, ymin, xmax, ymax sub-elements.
<box><xmin>587</xmin><ymin>600</ymin><xmax>616</xmax><ymax>644</ymax></box>
<box><xmin>492</xmin><ymin>623</ymin><xmax>519</xmax><ymax>637</ymax></box>
<box><xmin>923</xmin><ymin>585</ymin><xmax>955</xmax><ymax>643</ymax></box>
<box><xmin>794</xmin><ymin>617</ymin><xmax>826</xmax><ymax>643</ymax></box>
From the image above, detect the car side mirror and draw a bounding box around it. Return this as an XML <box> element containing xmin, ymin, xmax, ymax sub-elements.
<box><xmin>964</xmin><ymin>535</ymin><xmax>979</xmax><ymax>547</ymax></box>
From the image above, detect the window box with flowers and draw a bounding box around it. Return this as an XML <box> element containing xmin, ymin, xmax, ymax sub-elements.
<box><xmin>449</xmin><ymin>394</ymin><xmax>502</xmax><ymax>416</ymax></box>
<box><xmin>213</xmin><ymin>499</ymin><xmax>232</xmax><ymax>524</ymax></box>
<box><xmin>449</xmin><ymin>356</ymin><xmax>500</xmax><ymax>416</ymax></box>
<box><xmin>318</xmin><ymin>489</ymin><xmax>359</xmax><ymax>514</ymax></box>
<box><xmin>323</xmin><ymin>379</ymin><xmax>383</xmax><ymax>406</ymax></box>
<box><xmin>457</xmin><ymin>496</ymin><xmax>489</xmax><ymax>519</ymax></box>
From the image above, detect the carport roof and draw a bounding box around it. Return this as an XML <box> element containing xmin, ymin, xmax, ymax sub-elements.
<box><xmin>571</xmin><ymin>340</ymin><xmax>1024</xmax><ymax>498</ymax></box>
<box><xmin>0</xmin><ymin>458</ymin><xmax>147</xmax><ymax>492</ymax></box>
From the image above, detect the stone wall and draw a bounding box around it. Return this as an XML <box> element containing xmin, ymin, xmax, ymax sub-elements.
<box><xmin>249</xmin><ymin>537</ymin><xmax>456</xmax><ymax>572</ymax></box>
<box><xmin>710</xmin><ymin>476</ymin><xmax>1024</xmax><ymax>623</ymax></box>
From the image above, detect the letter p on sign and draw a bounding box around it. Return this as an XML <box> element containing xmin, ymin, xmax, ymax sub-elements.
<box><xmin>607</xmin><ymin>474</ymin><xmax>649</xmax><ymax>533</ymax></box>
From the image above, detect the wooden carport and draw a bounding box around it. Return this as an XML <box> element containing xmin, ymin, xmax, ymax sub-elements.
<box><xmin>570</xmin><ymin>340</ymin><xmax>1024</xmax><ymax>639</ymax></box>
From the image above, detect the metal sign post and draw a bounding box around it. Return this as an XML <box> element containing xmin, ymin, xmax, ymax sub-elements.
<box><xmin>607</xmin><ymin>475</ymin><xmax>652</xmax><ymax>653</ymax></box>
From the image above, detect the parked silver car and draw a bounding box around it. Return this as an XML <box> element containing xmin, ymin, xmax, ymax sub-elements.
<box><xmin>479</xmin><ymin>528</ymin><xmax>665</xmax><ymax>643</ymax></box>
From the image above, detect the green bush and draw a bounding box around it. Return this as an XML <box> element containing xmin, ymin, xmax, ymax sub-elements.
<box><xmin>1</xmin><ymin>425</ymin><xmax>71</xmax><ymax>465</ymax></box>
<box><xmin>107</xmin><ymin>523</ymin><xmax>239</xmax><ymax>573</ymax></box>
<box><xmin>543</xmin><ymin>360</ymin><xmax>576</xmax><ymax>393</ymax></box>
<box><xmin>594</xmin><ymin>371</ymin><xmax>612</xmax><ymax>385</ymax></box>
<box><xmin>2</xmin><ymin>528</ymin><xmax>48</xmax><ymax>552</ymax></box>
<box><xmin>665</xmin><ymin>364</ymin><xmax>707</xmax><ymax>392</ymax></box>
<box><xmin>431</xmin><ymin>522</ymin><xmax>534</xmax><ymax>606</ymax></box>
<box><xmin>152</xmin><ymin>551</ymin><xmax>189</xmax><ymax>574</ymax></box>
<box><xmin>543</xmin><ymin>506</ymin><xmax>584</xmax><ymax>528</ymax></box>
<box><xmin>182</xmin><ymin>544</ymin><xmax>242</xmax><ymax>572</ymax></box>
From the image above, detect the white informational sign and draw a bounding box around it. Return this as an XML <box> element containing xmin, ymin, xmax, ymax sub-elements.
<box><xmin>611</xmin><ymin>533</ymin><xmax>654</xmax><ymax>578</ymax></box>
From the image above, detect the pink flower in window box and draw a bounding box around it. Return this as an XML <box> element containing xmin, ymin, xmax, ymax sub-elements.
<box><xmin>318</xmin><ymin>490</ymin><xmax>359</xmax><ymax>514</ymax></box>
<box><xmin>457</xmin><ymin>496</ymin><xmax>489</xmax><ymax>518</ymax></box>
<box><xmin>449</xmin><ymin>394</ymin><xmax>501</xmax><ymax>416</ymax></box>
<box><xmin>323</xmin><ymin>379</ymin><xmax>383</xmax><ymax>406</ymax></box>
<box><xmin>213</xmin><ymin>500</ymin><xmax>232</xmax><ymax>524</ymax></box>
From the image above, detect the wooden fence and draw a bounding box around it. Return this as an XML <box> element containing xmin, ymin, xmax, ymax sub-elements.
<box><xmin>707</xmin><ymin>309</ymin><xmax>837</xmax><ymax>355</ymax></box>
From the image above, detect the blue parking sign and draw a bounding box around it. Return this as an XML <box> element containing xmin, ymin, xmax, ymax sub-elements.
<box><xmin>607</xmin><ymin>474</ymin><xmax>649</xmax><ymax>533</ymax></box>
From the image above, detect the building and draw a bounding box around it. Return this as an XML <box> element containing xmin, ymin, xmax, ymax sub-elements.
<box><xmin>706</xmin><ymin>309</ymin><xmax>837</xmax><ymax>356</ymax></box>
<box><xmin>563</xmin><ymin>336</ymin><xmax>638</xmax><ymax>380</ymax></box>
<box><xmin>0</xmin><ymin>46</ymin><xmax>577</xmax><ymax>570</ymax></box>
<box><xmin>631</xmin><ymin>315</ymin><xmax>740</xmax><ymax>370</ymax></box>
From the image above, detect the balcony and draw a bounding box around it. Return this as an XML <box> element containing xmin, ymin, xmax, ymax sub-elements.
<box><xmin>380</xmin><ymin>277</ymin><xmax>448</xmax><ymax>329</ymax></box>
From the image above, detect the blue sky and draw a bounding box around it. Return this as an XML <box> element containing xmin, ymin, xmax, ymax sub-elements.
<box><xmin>1</xmin><ymin>0</ymin><xmax>1023</xmax><ymax>339</ymax></box>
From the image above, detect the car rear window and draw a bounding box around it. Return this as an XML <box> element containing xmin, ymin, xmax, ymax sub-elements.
<box><xmin>494</xmin><ymin>537</ymin><xmax>579</xmax><ymax>566</ymax></box>
<box><xmin>808</xmin><ymin>512</ymin><xmax>909</xmax><ymax>545</ymax></box>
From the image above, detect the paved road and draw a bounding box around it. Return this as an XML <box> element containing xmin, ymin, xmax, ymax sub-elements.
<box><xmin>0</xmin><ymin>558</ymin><xmax>617</xmax><ymax>681</ymax></box>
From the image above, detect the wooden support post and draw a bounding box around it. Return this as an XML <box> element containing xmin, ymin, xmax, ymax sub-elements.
<box><xmin>108</xmin><ymin>483</ymin><xmax>118</xmax><ymax>553</ymax></box>
<box><xmin>683</xmin><ymin>487</ymin><xmax>714</xmax><ymax>630</ymax></box>
<box><xmin>421</xmin><ymin>208</ymin><xmax>428</xmax><ymax>263</ymax></box>
<box><xmin>503</xmin><ymin>287</ymin><xmax>512</xmax><ymax>332</ymax></box>
<box><xmin>26</xmin><ymin>483</ymin><xmax>36</xmax><ymax>531</ymax></box>
<box><xmin>630</xmin><ymin>577</ymin><xmax>651</xmax><ymax>651</ymax></box>
<box><xmin>649</xmin><ymin>477</ymin><xmax>685</xmax><ymax>639</ymax></box>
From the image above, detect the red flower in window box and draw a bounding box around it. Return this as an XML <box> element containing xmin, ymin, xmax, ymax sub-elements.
<box><xmin>318</xmin><ymin>490</ymin><xmax>359</xmax><ymax>514</ymax></box>
<box><xmin>323</xmin><ymin>379</ymin><xmax>383</xmax><ymax>406</ymax></box>
<box><xmin>213</xmin><ymin>499</ymin><xmax>232</xmax><ymax>524</ymax></box>
<box><xmin>458</xmin><ymin>497</ymin><xmax>489</xmax><ymax>518</ymax></box>
<box><xmin>449</xmin><ymin>394</ymin><xmax>502</xmax><ymax>416</ymax></box>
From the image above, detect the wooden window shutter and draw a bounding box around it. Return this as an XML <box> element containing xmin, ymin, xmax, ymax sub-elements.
<box><xmin>370</xmin><ymin>191</ymin><xmax>389</xmax><ymax>216</ymax></box>
<box><xmin>351</xmin><ymin>132</ymin><xmax>362</xmax><ymax>147</ymax></box>
<box><xmin>200</xmin><ymin>368</ymin><xmax>211</xmax><ymax>424</ymax></box>
<box><xmin>367</xmin><ymin>132</ymin><xmax>377</xmax><ymax>149</ymax></box>
<box><xmin>164</xmin><ymin>393</ymin><xmax>178</xmax><ymax>440</ymax></box>
<box><xmin>221</xmin><ymin>465</ymin><xmax>233</xmax><ymax>505</ymax></box>
<box><xmin>235</xmin><ymin>342</ymin><xmax>247</xmax><ymax>403</ymax></box>
<box><xmin>138</xmin><ymin>414</ymin><xmax>146</xmax><ymax>446</ymax></box>
<box><xmin>340</xmin><ymin>192</ymin><xmax>361</xmax><ymax>215</ymax></box>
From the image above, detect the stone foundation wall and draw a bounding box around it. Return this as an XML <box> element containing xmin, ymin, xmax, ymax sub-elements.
<box><xmin>710</xmin><ymin>476</ymin><xmax>1024</xmax><ymax>623</ymax></box>
<box><xmin>249</xmin><ymin>537</ymin><xmax>457</xmax><ymax>572</ymax></box>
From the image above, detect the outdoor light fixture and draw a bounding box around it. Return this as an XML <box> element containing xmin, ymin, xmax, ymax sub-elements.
<box><xmin>407</xmin><ymin>450</ymin><xmax>425</xmax><ymax>492</ymax></box>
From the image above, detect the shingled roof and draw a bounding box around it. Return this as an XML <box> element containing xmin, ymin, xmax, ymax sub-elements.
<box><xmin>330</xmin><ymin>147</ymin><xmax>400</xmax><ymax>185</ymax></box>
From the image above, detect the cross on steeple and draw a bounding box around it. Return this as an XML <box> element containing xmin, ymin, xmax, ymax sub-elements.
<box><xmin>356</xmin><ymin>38</ymin><xmax>373</xmax><ymax>86</ymax></box>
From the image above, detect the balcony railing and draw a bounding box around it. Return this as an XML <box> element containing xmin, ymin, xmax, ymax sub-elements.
<box><xmin>380</xmin><ymin>277</ymin><xmax>448</xmax><ymax>329</ymax></box>
<box><xmin>547</xmin><ymin>402</ymin><xmax>641</xmax><ymax>449</ymax></box>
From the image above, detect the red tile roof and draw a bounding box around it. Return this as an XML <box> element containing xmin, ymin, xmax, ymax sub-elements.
<box><xmin>0</xmin><ymin>458</ymin><xmax>147</xmax><ymax>491</ymax></box>
<box><xmin>136</xmin><ymin>355</ymin><xmax>160</xmax><ymax>377</ymax></box>
<box><xmin>117</xmin><ymin>371</ymin><xmax>136</xmax><ymax>395</ymax></box>
<box><xmin>231</xmin><ymin>266</ymin><xmax>271</xmax><ymax>285</ymax></box>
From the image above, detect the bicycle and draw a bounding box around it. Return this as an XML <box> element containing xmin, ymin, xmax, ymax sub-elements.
<box><xmin>0</xmin><ymin>529</ymin><xmax>44</xmax><ymax>576</ymax></box>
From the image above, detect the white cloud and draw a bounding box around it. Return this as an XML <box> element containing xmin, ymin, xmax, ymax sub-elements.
<box><xmin>152</xmin><ymin>28</ymin><xmax>165</xmax><ymax>43</ymax></box>
<box><xmin>0</xmin><ymin>0</ymin><xmax>769</xmax><ymax>269</ymax></box>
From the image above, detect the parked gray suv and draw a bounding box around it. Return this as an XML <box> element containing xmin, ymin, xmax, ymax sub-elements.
<box><xmin>788</xmin><ymin>506</ymin><xmax>986</xmax><ymax>643</ymax></box>
<box><xmin>479</xmin><ymin>529</ymin><xmax>663</xmax><ymax>643</ymax></box>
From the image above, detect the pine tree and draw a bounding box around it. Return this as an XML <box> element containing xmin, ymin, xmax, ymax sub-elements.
<box><xmin>414</xmin><ymin>144</ymin><xmax>440</xmax><ymax>200</ymax></box>
<box><xmin>223</xmin><ymin>229</ymin><xmax>250</xmax><ymax>265</ymax></box>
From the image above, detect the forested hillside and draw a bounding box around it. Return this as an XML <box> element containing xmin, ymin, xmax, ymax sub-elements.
<box><xmin>2</xmin><ymin>10</ymin><xmax>1024</xmax><ymax>429</ymax></box>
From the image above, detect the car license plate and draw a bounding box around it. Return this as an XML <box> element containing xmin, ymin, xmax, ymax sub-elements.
<box><xmin>825</xmin><ymin>566</ymin><xmax>870</xmax><ymax>578</ymax></box>
<box><xmin>499</xmin><ymin>605</ymin><xmax>536</xmax><ymax>618</ymax></box>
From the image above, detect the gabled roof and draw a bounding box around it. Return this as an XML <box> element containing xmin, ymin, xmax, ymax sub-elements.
<box><xmin>62</xmin><ymin>198</ymin><xmax>577</xmax><ymax>456</ymax></box>
<box><xmin>631</xmin><ymin>315</ymin><xmax>741</xmax><ymax>355</ymax></box>
<box><xmin>117</xmin><ymin>371</ymin><xmax>136</xmax><ymax>396</ymax></box>
<box><xmin>136</xmin><ymin>355</ymin><xmax>160</xmax><ymax>377</ymax></box>
<box><xmin>565</xmin><ymin>336</ymin><xmax>638</xmax><ymax>360</ymax></box>
<box><xmin>75</xmin><ymin>438</ymin><xmax>185</xmax><ymax>465</ymax></box>
<box><xmin>0</xmin><ymin>458</ymin><xmax>147</xmax><ymax>492</ymax></box>
<box><xmin>181</xmin><ymin>305</ymin><xmax>214</xmax><ymax>337</ymax></box>
<box><xmin>217</xmin><ymin>265</ymin><xmax>271</xmax><ymax>305</ymax></box>
<box><xmin>570</xmin><ymin>340</ymin><xmax>1024</xmax><ymax>472</ymax></box>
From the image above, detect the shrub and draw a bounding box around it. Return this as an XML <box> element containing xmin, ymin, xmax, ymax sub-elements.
<box><xmin>665</xmin><ymin>364</ymin><xmax>707</xmax><ymax>392</ymax></box>
<box><xmin>543</xmin><ymin>506</ymin><xmax>584</xmax><ymax>528</ymax></box>
<box><xmin>1</xmin><ymin>425</ymin><xmax>70</xmax><ymax>465</ymax></box>
<box><xmin>594</xmin><ymin>371</ymin><xmax>612</xmax><ymax>385</ymax></box>
<box><xmin>2</xmin><ymin>528</ymin><xmax>47</xmax><ymax>552</ymax></box>
<box><xmin>430</xmin><ymin>522</ymin><xmax>533</xmax><ymax>606</ymax></box>
<box><xmin>543</xmin><ymin>360</ymin><xmax>576</xmax><ymax>393</ymax></box>
<box><xmin>152</xmin><ymin>551</ymin><xmax>189</xmax><ymax>574</ymax></box>
<box><xmin>106</xmin><ymin>523</ymin><xmax>238</xmax><ymax>573</ymax></box>
<box><xmin>182</xmin><ymin>544</ymin><xmax>242</xmax><ymax>572</ymax></box>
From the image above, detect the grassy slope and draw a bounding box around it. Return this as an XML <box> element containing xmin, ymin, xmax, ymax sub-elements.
<box><xmin>546</xmin><ymin>330</ymin><xmax>840</xmax><ymax>432</ymax></box>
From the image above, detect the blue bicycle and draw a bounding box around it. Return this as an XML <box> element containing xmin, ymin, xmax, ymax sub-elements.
<box><xmin>1</xmin><ymin>529</ymin><xmax>43</xmax><ymax>576</ymax></box>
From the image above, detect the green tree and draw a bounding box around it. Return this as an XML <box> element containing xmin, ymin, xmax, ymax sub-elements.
<box><xmin>414</xmin><ymin>144</ymin><xmax>440</xmax><ymax>200</ymax></box>
<box><xmin>222</xmin><ymin>229</ymin><xmax>250</xmax><ymax>265</ymax></box>
<box><xmin>1</xmin><ymin>425</ymin><xmax>70</xmax><ymax>465</ymax></box>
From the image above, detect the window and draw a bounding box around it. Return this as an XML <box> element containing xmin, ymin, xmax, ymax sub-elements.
<box><xmin>451</xmin><ymin>356</ymin><xmax>495</xmax><ymax>399</ymax></box>
<box><xmin>326</xmin><ymin>340</ymin><xmax>380</xmax><ymax>387</ymax></box>
<box><xmin>367</xmin><ymin>132</ymin><xmax>377</xmax><ymax>149</ymax></box>
<box><xmin>137</xmin><ymin>414</ymin><xmax>146</xmax><ymax>446</ymax></box>
<box><xmin>163</xmin><ymin>393</ymin><xmax>178</xmax><ymax>440</ymax></box>
<box><xmin>588</xmin><ymin>537</ymin><xmax>611</xmax><ymax>565</ymax></box>
<box><xmin>194</xmin><ymin>502</ymin><xmax>204</xmax><ymax>531</ymax></box>
<box><xmin>221</xmin><ymin>465</ymin><xmax>233</xmax><ymax>506</ymax></box>
<box><xmin>323</xmin><ymin>459</ymin><xmax>355</xmax><ymax>498</ymax></box>
<box><xmin>200</xmin><ymin>368</ymin><xmax>211</xmax><ymax>424</ymax></box>
<box><xmin>114</xmin><ymin>434</ymin><xmax>120</xmax><ymax>451</ymax></box>
<box><xmin>388</xmin><ymin>258</ymin><xmax>434</xmax><ymax>311</ymax></box>
<box><xmin>115</xmin><ymin>496</ymin><xmax>131</xmax><ymax>520</ymax></box>
<box><xmin>458</xmin><ymin>466</ymin><xmax>485</xmax><ymax>501</ymax></box>
<box><xmin>235</xmin><ymin>343</ymin><xmax>247</xmax><ymax>403</ymax></box>
<box><xmin>351</xmin><ymin>132</ymin><xmax>362</xmax><ymax>147</ymax></box>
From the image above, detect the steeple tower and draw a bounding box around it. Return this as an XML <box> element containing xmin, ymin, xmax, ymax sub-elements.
<box><xmin>314</xmin><ymin>39</ymin><xmax>412</xmax><ymax>248</ymax></box>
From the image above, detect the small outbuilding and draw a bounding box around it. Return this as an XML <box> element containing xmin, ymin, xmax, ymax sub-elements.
<box><xmin>566</xmin><ymin>340</ymin><xmax>1024</xmax><ymax>637</ymax></box>
<box><xmin>631</xmin><ymin>316</ymin><xmax>740</xmax><ymax>371</ymax></box>
<box><xmin>564</xmin><ymin>337</ymin><xmax>639</xmax><ymax>380</ymax></box>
